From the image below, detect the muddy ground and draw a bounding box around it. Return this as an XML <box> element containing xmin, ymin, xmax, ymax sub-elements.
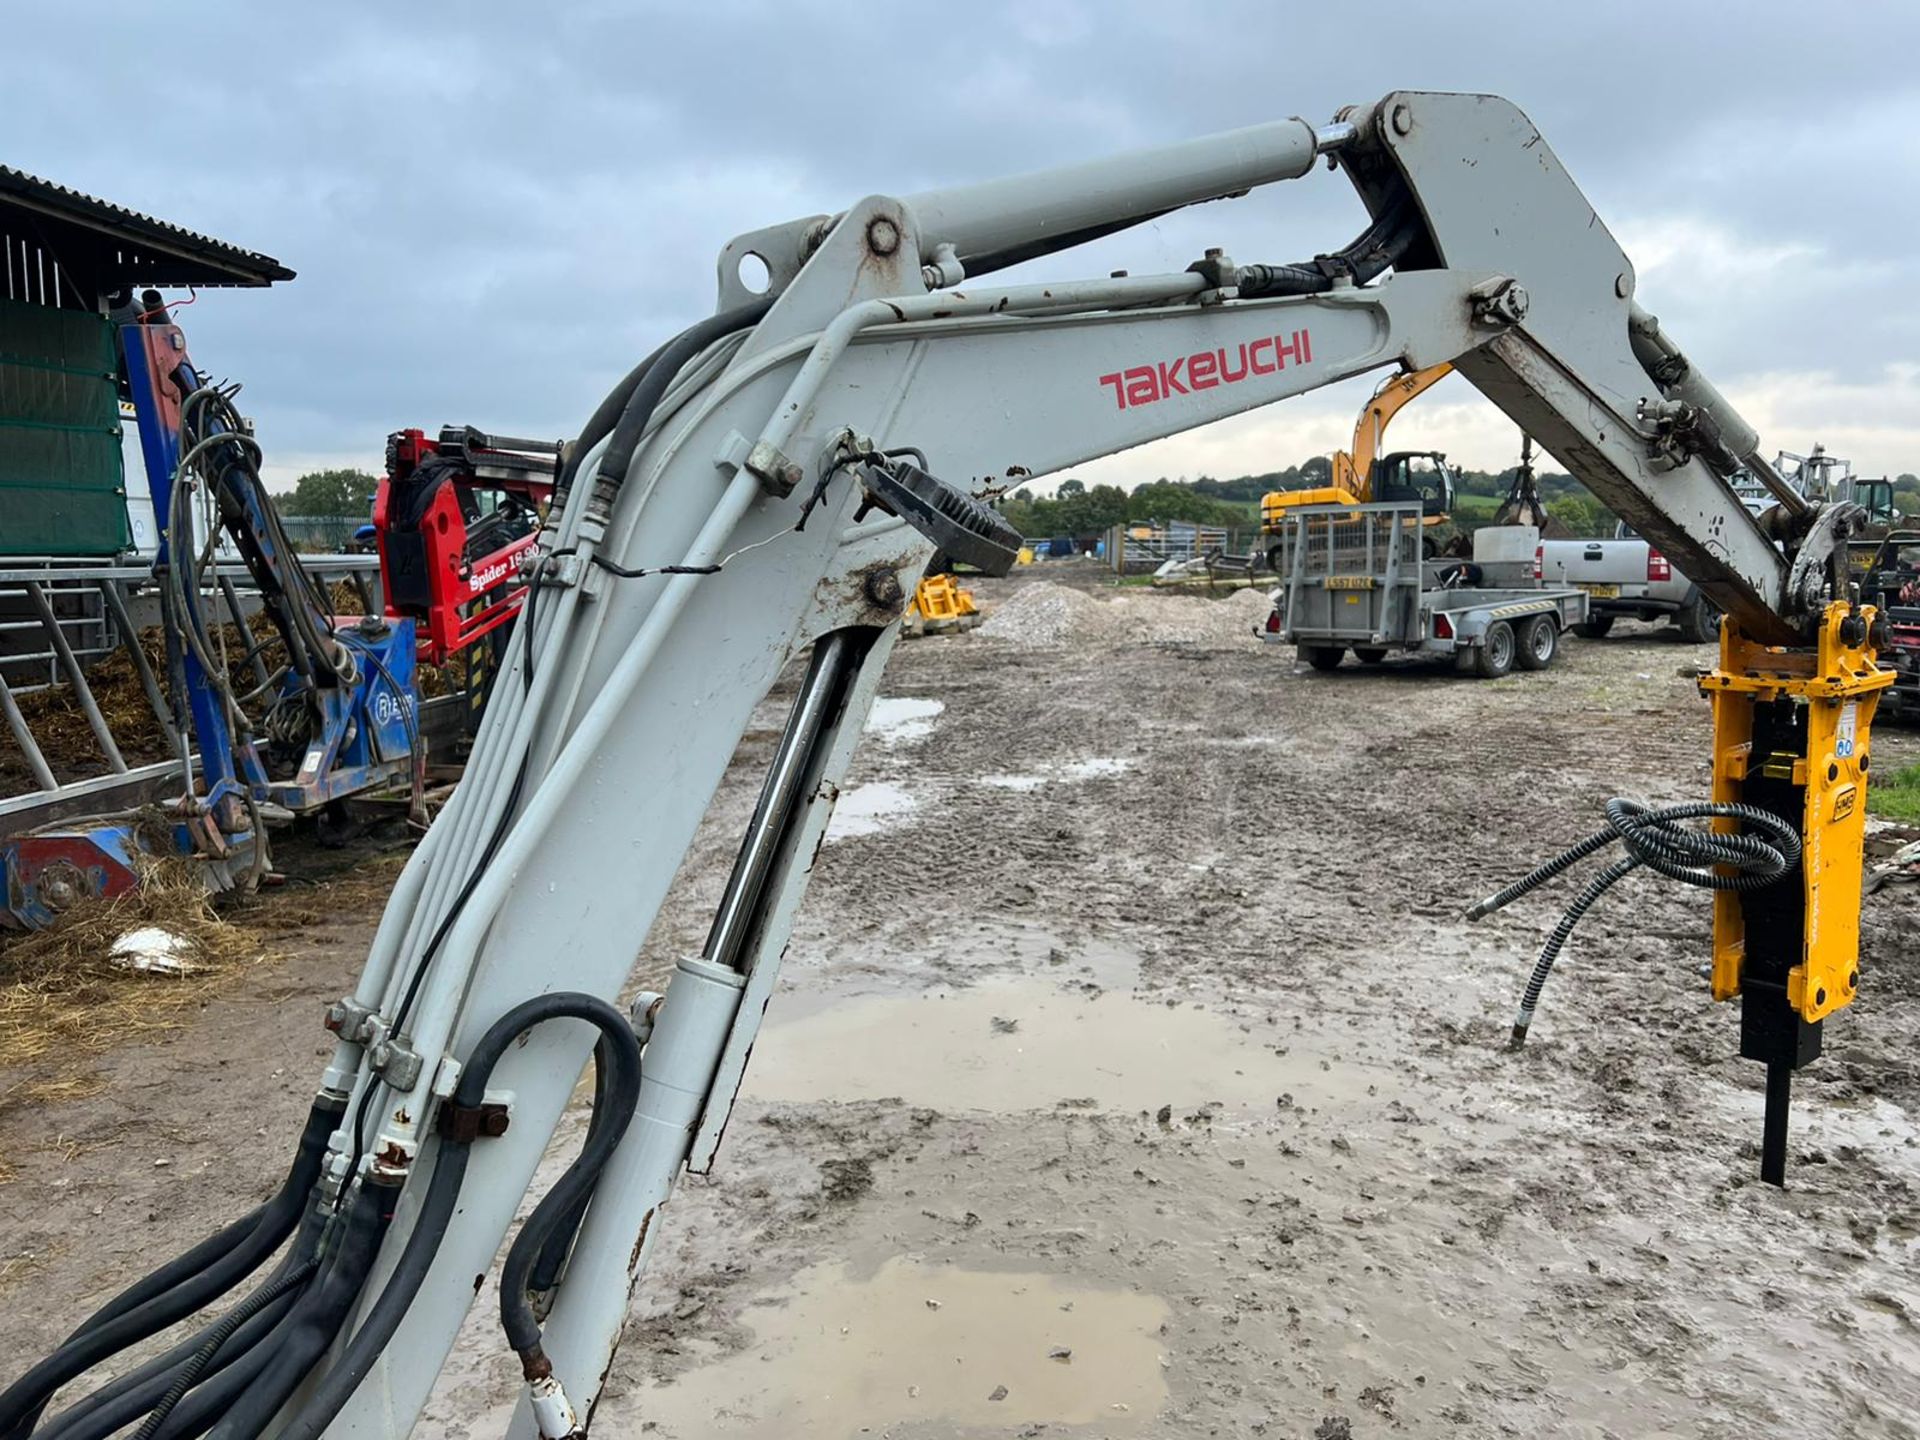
<box><xmin>2</xmin><ymin>563</ymin><xmax>1917</xmax><ymax>1439</ymax></box>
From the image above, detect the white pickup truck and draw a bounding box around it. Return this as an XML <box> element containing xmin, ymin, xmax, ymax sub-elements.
<box><xmin>1536</xmin><ymin>521</ymin><xmax>1722</xmax><ymax>642</ymax></box>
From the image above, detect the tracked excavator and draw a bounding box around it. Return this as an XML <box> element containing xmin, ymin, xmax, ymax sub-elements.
<box><xmin>0</xmin><ymin>90</ymin><xmax>1893</xmax><ymax>1440</ymax></box>
<box><xmin>1259</xmin><ymin>359</ymin><xmax>1456</xmax><ymax>568</ymax></box>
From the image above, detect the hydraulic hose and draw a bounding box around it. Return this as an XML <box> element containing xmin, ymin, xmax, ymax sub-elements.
<box><xmin>525</xmin><ymin>1045</ymin><xmax>610</xmax><ymax>1298</ymax></box>
<box><xmin>127</xmin><ymin>1261</ymin><xmax>318</xmax><ymax>1440</ymax></box>
<box><xmin>41</xmin><ymin>1193</ymin><xmax>334</xmax><ymax>1440</ymax></box>
<box><xmin>955</xmin><ymin>209</ymin><xmax>1177</xmax><ymax>283</ymax></box>
<box><xmin>44</xmin><ymin>1289</ymin><xmax>303</xmax><ymax>1440</ymax></box>
<box><xmin>59</xmin><ymin>1209</ymin><xmax>265</xmax><ymax>1343</ymax></box>
<box><xmin>499</xmin><ymin>1029</ymin><xmax>642</xmax><ymax>1372</ymax></box>
<box><xmin>1468</xmin><ymin>799</ymin><xmax>1801</xmax><ymax>1046</ymax></box>
<box><xmin>203</xmin><ymin>1176</ymin><xmax>399</xmax><ymax>1440</ymax></box>
<box><xmin>584</xmin><ymin>298</ymin><xmax>773</xmax><ymax>523</ymax></box>
<box><xmin>139</xmin><ymin>1328</ymin><xmax>289</xmax><ymax>1440</ymax></box>
<box><xmin>269</xmin><ymin>994</ymin><xmax>642</xmax><ymax>1440</ymax></box>
<box><xmin>1236</xmin><ymin>195</ymin><xmax>1420</xmax><ymax>298</ymax></box>
<box><xmin>0</xmin><ymin>1098</ymin><xmax>341</xmax><ymax>1440</ymax></box>
<box><xmin>550</xmin><ymin>338</ymin><xmax>674</xmax><ymax>510</ymax></box>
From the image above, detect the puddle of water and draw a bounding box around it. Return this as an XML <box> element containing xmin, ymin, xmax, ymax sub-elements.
<box><xmin>746</xmin><ymin>973</ymin><xmax>1375</xmax><ymax>1114</ymax></box>
<box><xmin>865</xmin><ymin>696</ymin><xmax>945</xmax><ymax>746</ymax></box>
<box><xmin>979</xmin><ymin>773</ymin><xmax>1048</xmax><ymax>792</ymax></box>
<box><xmin>635</xmin><ymin>1255</ymin><xmax>1169</xmax><ymax>1437</ymax></box>
<box><xmin>825</xmin><ymin>781</ymin><xmax>919</xmax><ymax>842</ymax></box>
<box><xmin>773</xmin><ymin>928</ymin><xmax>1144</xmax><ymax>1000</ymax></box>
<box><xmin>979</xmin><ymin>756</ymin><xmax>1133</xmax><ymax>791</ymax></box>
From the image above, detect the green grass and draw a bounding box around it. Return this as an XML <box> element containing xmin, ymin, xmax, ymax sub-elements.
<box><xmin>1870</xmin><ymin>761</ymin><xmax>1920</xmax><ymax>824</ymax></box>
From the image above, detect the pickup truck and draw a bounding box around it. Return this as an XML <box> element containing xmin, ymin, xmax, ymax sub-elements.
<box><xmin>1537</xmin><ymin>522</ymin><xmax>1722</xmax><ymax>642</ymax></box>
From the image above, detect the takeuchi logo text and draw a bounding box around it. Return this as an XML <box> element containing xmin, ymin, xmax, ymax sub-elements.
<box><xmin>1098</xmin><ymin>330</ymin><xmax>1313</xmax><ymax>410</ymax></box>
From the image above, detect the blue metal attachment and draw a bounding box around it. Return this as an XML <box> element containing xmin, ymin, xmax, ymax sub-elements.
<box><xmin>0</xmin><ymin>321</ymin><xmax>425</xmax><ymax>929</ymax></box>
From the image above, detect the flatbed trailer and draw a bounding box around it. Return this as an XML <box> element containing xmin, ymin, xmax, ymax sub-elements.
<box><xmin>1262</xmin><ymin>501</ymin><xmax>1587</xmax><ymax>678</ymax></box>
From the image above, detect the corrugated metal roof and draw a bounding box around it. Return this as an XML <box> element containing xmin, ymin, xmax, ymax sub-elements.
<box><xmin>0</xmin><ymin>165</ymin><xmax>294</xmax><ymax>287</ymax></box>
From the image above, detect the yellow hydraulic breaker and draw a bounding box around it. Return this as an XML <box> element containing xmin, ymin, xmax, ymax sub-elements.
<box><xmin>1699</xmin><ymin>599</ymin><xmax>1894</xmax><ymax>1182</ymax></box>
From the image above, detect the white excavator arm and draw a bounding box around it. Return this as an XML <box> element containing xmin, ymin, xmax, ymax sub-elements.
<box><xmin>1</xmin><ymin>91</ymin><xmax>1888</xmax><ymax>1440</ymax></box>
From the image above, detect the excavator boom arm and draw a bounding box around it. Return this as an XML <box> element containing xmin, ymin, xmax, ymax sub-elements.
<box><xmin>8</xmin><ymin>91</ymin><xmax>1883</xmax><ymax>1440</ymax></box>
<box><xmin>1334</xmin><ymin>359</ymin><xmax>1454</xmax><ymax>496</ymax></box>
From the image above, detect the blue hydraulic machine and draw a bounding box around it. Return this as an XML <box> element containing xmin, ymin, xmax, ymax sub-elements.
<box><xmin>1</xmin><ymin>303</ymin><xmax>421</xmax><ymax>926</ymax></box>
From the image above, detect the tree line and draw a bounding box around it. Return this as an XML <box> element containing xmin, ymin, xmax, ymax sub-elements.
<box><xmin>271</xmin><ymin>462</ymin><xmax>1920</xmax><ymax>542</ymax></box>
<box><xmin>1000</xmin><ymin>460</ymin><xmax>1623</xmax><ymax>542</ymax></box>
<box><xmin>1001</xmin><ymin>465</ymin><xmax>1920</xmax><ymax>545</ymax></box>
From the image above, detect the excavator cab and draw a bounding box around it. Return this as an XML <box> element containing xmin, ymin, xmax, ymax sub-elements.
<box><xmin>1371</xmin><ymin>450</ymin><xmax>1456</xmax><ymax>520</ymax></box>
<box><xmin>1855</xmin><ymin>477</ymin><xmax>1895</xmax><ymax>527</ymax></box>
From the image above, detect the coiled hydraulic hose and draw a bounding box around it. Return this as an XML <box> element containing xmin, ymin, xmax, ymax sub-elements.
<box><xmin>1468</xmin><ymin>799</ymin><xmax>1801</xmax><ymax>1046</ymax></box>
<box><xmin>0</xmin><ymin>1097</ymin><xmax>341</xmax><ymax>1440</ymax></box>
<box><xmin>267</xmin><ymin>994</ymin><xmax>643</xmax><ymax>1440</ymax></box>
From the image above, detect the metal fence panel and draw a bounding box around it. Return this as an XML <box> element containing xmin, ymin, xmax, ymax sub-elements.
<box><xmin>277</xmin><ymin>515</ymin><xmax>365</xmax><ymax>552</ymax></box>
<box><xmin>0</xmin><ymin>555</ymin><xmax>383</xmax><ymax>831</ymax></box>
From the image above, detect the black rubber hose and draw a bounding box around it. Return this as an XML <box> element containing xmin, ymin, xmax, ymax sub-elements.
<box><xmin>956</xmin><ymin>209</ymin><xmax>1179</xmax><ymax>283</ymax></box>
<box><xmin>202</xmin><ymin>1177</ymin><xmax>399</xmax><ymax>1440</ymax></box>
<box><xmin>553</xmin><ymin>338</ymin><xmax>673</xmax><ymax>504</ymax></box>
<box><xmin>268</xmin><ymin>994</ymin><xmax>641</xmax><ymax>1440</ymax></box>
<box><xmin>0</xmin><ymin>1097</ymin><xmax>341</xmax><ymax>1439</ymax></box>
<box><xmin>140</xmin><ymin>1311</ymin><xmax>299</xmax><ymax>1440</ymax></box>
<box><xmin>127</xmin><ymin>1261</ymin><xmax>318</xmax><ymax>1440</ymax></box>
<box><xmin>1236</xmin><ymin>196</ymin><xmax>1420</xmax><ymax>298</ymax></box>
<box><xmin>1469</xmin><ymin>800</ymin><xmax>1801</xmax><ymax>1046</ymax></box>
<box><xmin>40</xmin><ymin>1289</ymin><xmax>303</xmax><ymax>1440</ymax></box>
<box><xmin>60</xmin><ymin>1208</ymin><xmax>264</xmax><ymax>1343</ymax></box>
<box><xmin>525</xmin><ymin>1043</ymin><xmax>610</xmax><ymax>1297</ymax></box>
<box><xmin>584</xmin><ymin>299</ymin><xmax>774</xmax><ymax>523</ymax></box>
<box><xmin>40</xmin><ymin>1192</ymin><xmax>333</xmax><ymax>1440</ymax></box>
<box><xmin>499</xmin><ymin>1024</ymin><xmax>643</xmax><ymax>1366</ymax></box>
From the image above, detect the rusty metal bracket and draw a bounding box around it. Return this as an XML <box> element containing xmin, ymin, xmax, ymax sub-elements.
<box><xmin>435</xmin><ymin>1098</ymin><xmax>511</xmax><ymax>1143</ymax></box>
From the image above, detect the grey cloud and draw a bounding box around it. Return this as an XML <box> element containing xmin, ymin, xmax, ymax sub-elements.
<box><xmin>3</xmin><ymin>1</ymin><xmax>1914</xmax><ymax>482</ymax></box>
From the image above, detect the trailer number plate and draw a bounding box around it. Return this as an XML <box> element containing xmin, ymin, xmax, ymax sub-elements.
<box><xmin>1323</xmin><ymin>576</ymin><xmax>1375</xmax><ymax>591</ymax></box>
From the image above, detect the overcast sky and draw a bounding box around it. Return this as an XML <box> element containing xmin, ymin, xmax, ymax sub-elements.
<box><xmin>8</xmin><ymin>2</ymin><xmax>1917</xmax><ymax>497</ymax></box>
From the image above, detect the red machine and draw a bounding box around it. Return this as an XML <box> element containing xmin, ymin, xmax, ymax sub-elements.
<box><xmin>374</xmin><ymin>427</ymin><xmax>559</xmax><ymax>666</ymax></box>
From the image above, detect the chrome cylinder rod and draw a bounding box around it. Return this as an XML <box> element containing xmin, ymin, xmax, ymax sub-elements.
<box><xmin>704</xmin><ymin>629</ymin><xmax>860</xmax><ymax>971</ymax></box>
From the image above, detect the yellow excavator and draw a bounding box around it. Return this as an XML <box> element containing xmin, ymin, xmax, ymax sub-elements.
<box><xmin>1259</xmin><ymin>361</ymin><xmax>1457</xmax><ymax>569</ymax></box>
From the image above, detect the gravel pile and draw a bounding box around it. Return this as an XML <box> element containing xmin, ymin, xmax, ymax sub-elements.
<box><xmin>976</xmin><ymin>585</ymin><xmax>1100</xmax><ymax>646</ymax></box>
<box><xmin>977</xmin><ymin>582</ymin><xmax>1273</xmax><ymax>650</ymax></box>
